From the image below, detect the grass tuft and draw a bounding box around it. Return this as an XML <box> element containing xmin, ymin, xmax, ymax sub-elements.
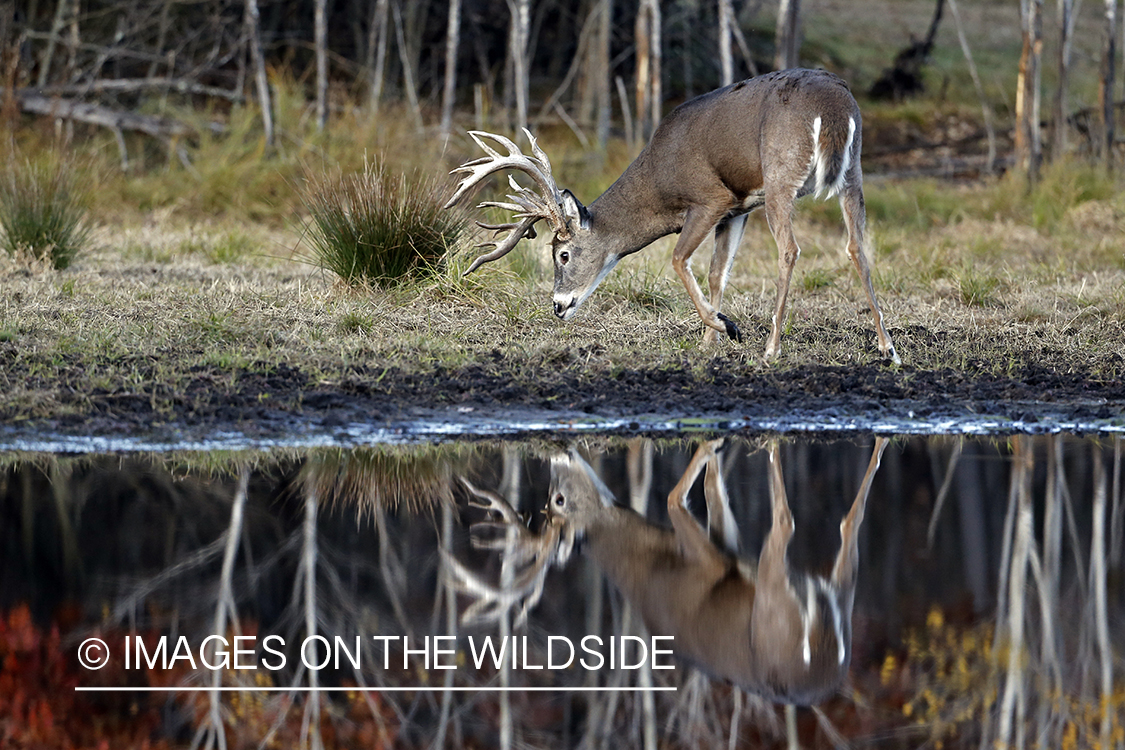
<box><xmin>958</xmin><ymin>267</ymin><xmax>1003</xmax><ymax>307</ymax></box>
<box><xmin>301</xmin><ymin>160</ymin><xmax>469</xmax><ymax>288</ymax></box>
<box><xmin>0</xmin><ymin>155</ymin><xmax>93</xmax><ymax>270</ymax></box>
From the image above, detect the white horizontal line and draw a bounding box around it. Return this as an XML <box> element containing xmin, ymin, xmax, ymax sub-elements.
<box><xmin>76</xmin><ymin>686</ymin><xmax>677</xmax><ymax>693</ymax></box>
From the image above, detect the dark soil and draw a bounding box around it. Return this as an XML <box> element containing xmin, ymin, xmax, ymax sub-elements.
<box><xmin>11</xmin><ymin>343</ymin><xmax>1124</xmax><ymax>444</ymax></box>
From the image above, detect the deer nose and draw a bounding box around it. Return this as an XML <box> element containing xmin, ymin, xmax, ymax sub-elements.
<box><xmin>554</xmin><ymin>298</ymin><xmax>575</xmax><ymax>319</ymax></box>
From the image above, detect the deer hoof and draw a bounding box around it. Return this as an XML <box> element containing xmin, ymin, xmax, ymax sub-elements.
<box><xmin>717</xmin><ymin>313</ymin><xmax>742</xmax><ymax>342</ymax></box>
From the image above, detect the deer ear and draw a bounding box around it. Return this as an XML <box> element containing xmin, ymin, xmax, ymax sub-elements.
<box><xmin>560</xmin><ymin>189</ymin><xmax>590</xmax><ymax>231</ymax></box>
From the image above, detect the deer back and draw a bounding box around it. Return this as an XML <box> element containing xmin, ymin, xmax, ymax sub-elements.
<box><xmin>596</xmin><ymin>69</ymin><xmax>861</xmax><ymax>232</ymax></box>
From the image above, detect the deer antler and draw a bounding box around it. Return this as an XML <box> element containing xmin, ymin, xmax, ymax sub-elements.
<box><xmin>443</xmin><ymin>477</ymin><xmax>574</xmax><ymax>627</ymax></box>
<box><xmin>444</xmin><ymin>129</ymin><xmax>569</xmax><ymax>276</ymax></box>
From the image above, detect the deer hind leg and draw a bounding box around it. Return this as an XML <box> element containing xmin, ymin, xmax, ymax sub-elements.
<box><xmin>752</xmin><ymin>441</ymin><xmax>808</xmax><ymax>668</ymax></box>
<box><xmin>760</xmin><ymin>442</ymin><xmax>795</xmax><ymax>581</ymax></box>
<box><xmin>703</xmin><ymin>214</ymin><xmax>749</xmax><ymax>344</ymax></box>
<box><xmin>831</xmin><ymin>437</ymin><xmax>889</xmax><ymax>595</ymax></box>
<box><xmin>672</xmin><ymin>208</ymin><xmax>743</xmax><ymax>342</ymax></box>
<box><xmin>840</xmin><ymin>183</ymin><xmax>900</xmax><ymax>365</ymax></box>
<box><xmin>667</xmin><ymin>439</ymin><xmax>731</xmax><ymax>567</ymax></box>
<box><xmin>763</xmin><ymin>191</ymin><xmax>802</xmax><ymax>360</ymax></box>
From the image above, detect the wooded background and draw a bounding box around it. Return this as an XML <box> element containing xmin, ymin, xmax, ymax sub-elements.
<box><xmin>3</xmin><ymin>0</ymin><xmax>1123</xmax><ymax>180</ymax></box>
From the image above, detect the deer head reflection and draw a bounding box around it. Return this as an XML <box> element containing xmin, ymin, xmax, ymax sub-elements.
<box><xmin>446</xmin><ymin>438</ymin><xmax>888</xmax><ymax>706</ymax></box>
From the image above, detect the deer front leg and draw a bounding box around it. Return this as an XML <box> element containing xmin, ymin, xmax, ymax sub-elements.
<box><xmin>703</xmin><ymin>214</ymin><xmax>748</xmax><ymax>344</ymax></box>
<box><xmin>673</xmin><ymin>209</ymin><xmax>743</xmax><ymax>342</ymax></box>
<box><xmin>666</xmin><ymin>439</ymin><xmax>730</xmax><ymax>567</ymax></box>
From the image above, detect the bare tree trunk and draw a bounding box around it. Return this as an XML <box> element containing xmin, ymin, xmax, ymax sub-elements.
<box><xmin>774</xmin><ymin>0</ymin><xmax>801</xmax><ymax>70</ymax></box>
<box><xmin>576</xmin><ymin>0</ymin><xmax>597</xmax><ymax>124</ymax></box>
<box><xmin>1052</xmin><ymin>0</ymin><xmax>1075</xmax><ymax>158</ymax></box>
<box><xmin>506</xmin><ymin>0</ymin><xmax>531</xmax><ymax>133</ymax></box>
<box><xmin>315</xmin><ymin>0</ymin><xmax>328</xmax><ymax>130</ymax></box>
<box><xmin>720</xmin><ymin>0</ymin><xmax>734</xmax><ymax>85</ymax></box>
<box><xmin>1100</xmin><ymin>0</ymin><xmax>1117</xmax><ymax>166</ymax></box>
<box><xmin>368</xmin><ymin>0</ymin><xmax>391</xmax><ymax>113</ymax></box>
<box><xmin>245</xmin><ymin>0</ymin><xmax>273</xmax><ymax>146</ymax></box>
<box><xmin>440</xmin><ymin>0</ymin><xmax>462</xmax><ymax>139</ymax></box>
<box><xmin>596</xmin><ymin>0</ymin><xmax>612</xmax><ymax>149</ymax></box>
<box><xmin>635</xmin><ymin>4</ymin><xmax>650</xmax><ymax>147</ymax></box>
<box><xmin>1015</xmin><ymin>0</ymin><xmax>1043</xmax><ymax>184</ymax></box>
<box><xmin>995</xmin><ymin>438</ymin><xmax>1033</xmax><ymax>750</ymax></box>
<box><xmin>148</xmin><ymin>0</ymin><xmax>172</xmax><ymax>79</ymax></box>
<box><xmin>392</xmin><ymin>0</ymin><xmax>423</xmax><ymax>131</ymax></box>
<box><xmin>38</xmin><ymin>0</ymin><xmax>72</xmax><ymax>86</ymax></box>
<box><xmin>730</xmin><ymin>6</ymin><xmax>760</xmax><ymax>78</ymax></box>
<box><xmin>1091</xmin><ymin>447</ymin><xmax>1114</xmax><ymax>750</ymax></box>
<box><xmin>948</xmin><ymin>0</ymin><xmax>996</xmax><ymax>172</ymax></box>
<box><xmin>1111</xmin><ymin>437</ymin><xmax>1123</xmax><ymax>568</ymax></box>
<box><xmin>635</xmin><ymin>0</ymin><xmax>661</xmax><ymax>146</ymax></box>
<box><xmin>615</xmin><ymin>74</ymin><xmax>634</xmax><ymax>145</ymax></box>
<box><xmin>681</xmin><ymin>0</ymin><xmax>696</xmax><ymax>98</ymax></box>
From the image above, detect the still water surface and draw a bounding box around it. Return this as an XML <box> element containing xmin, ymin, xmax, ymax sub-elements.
<box><xmin>1</xmin><ymin>434</ymin><xmax>1122</xmax><ymax>748</ymax></box>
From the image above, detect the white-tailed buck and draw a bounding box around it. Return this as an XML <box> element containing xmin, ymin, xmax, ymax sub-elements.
<box><xmin>444</xmin><ymin>68</ymin><xmax>899</xmax><ymax>363</ymax></box>
<box><xmin>447</xmin><ymin>437</ymin><xmax>889</xmax><ymax>706</ymax></box>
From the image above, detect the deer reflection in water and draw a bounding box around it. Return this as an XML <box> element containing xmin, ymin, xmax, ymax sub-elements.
<box><xmin>447</xmin><ymin>438</ymin><xmax>888</xmax><ymax>706</ymax></box>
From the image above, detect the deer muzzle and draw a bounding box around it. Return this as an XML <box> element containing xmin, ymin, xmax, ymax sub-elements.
<box><xmin>553</xmin><ymin>296</ymin><xmax>577</xmax><ymax>320</ymax></box>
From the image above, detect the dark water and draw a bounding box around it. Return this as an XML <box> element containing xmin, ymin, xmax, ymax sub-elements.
<box><xmin>1</xmin><ymin>435</ymin><xmax>1122</xmax><ymax>749</ymax></box>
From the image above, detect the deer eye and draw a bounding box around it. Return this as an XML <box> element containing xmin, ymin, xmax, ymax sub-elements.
<box><xmin>558</xmin><ymin>250</ymin><xmax>569</xmax><ymax>265</ymax></box>
<box><xmin>552</xmin><ymin>493</ymin><xmax>565</xmax><ymax>508</ymax></box>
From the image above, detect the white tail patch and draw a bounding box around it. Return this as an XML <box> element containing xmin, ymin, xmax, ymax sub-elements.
<box><xmin>828</xmin><ymin>117</ymin><xmax>857</xmax><ymax>198</ymax></box>
<box><xmin>810</xmin><ymin>115</ymin><xmax>856</xmax><ymax>200</ymax></box>
<box><xmin>801</xmin><ymin>582</ymin><xmax>815</xmax><ymax>665</ymax></box>
<box><xmin>810</xmin><ymin>116</ymin><xmax>826</xmax><ymax>198</ymax></box>
<box><xmin>816</xmin><ymin>578</ymin><xmax>848</xmax><ymax>665</ymax></box>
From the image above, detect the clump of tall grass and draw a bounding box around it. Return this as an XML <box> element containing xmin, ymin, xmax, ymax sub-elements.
<box><xmin>0</xmin><ymin>156</ymin><xmax>92</xmax><ymax>270</ymax></box>
<box><xmin>301</xmin><ymin>160</ymin><xmax>469</xmax><ymax>287</ymax></box>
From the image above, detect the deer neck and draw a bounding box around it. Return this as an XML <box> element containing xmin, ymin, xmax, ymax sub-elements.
<box><xmin>586</xmin><ymin>154</ymin><xmax>683</xmax><ymax>257</ymax></box>
<box><xmin>574</xmin><ymin>508</ymin><xmax>682</xmax><ymax>596</ymax></box>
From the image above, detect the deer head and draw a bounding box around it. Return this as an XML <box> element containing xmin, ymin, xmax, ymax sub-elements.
<box><xmin>443</xmin><ymin>129</ymin><xmax>621</xmax><ymax>323</ymax></box>
<box><xmin>546</xmin><ymin>449</ymin><xmax>617</xmax><ymax>522</ymax></box>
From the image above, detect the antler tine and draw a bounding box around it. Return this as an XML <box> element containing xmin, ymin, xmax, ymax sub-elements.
<box><xmin>522</xmin><ymin>127</ymin><xmax>556</xmax><ymax>190</ymax></box>
<box><xmin>460</xmin><ymin>477</ymin><xmax>524</xmax><ymax>524</ymax></box>
<box><xmin>476</xmin><ymin>221</ymin><xmax>524</xmax><ymax>232</ymax></box>
<box><xmin>463</xmin><ymin>216</ymin><xmax>540</xmax><ymax>276</ymax></box>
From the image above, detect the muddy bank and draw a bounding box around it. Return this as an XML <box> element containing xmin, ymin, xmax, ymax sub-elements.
<box><xmin>6</xmin><ymin>350</ymin><xmax>1124</xmax><ymax>448</ymax></box>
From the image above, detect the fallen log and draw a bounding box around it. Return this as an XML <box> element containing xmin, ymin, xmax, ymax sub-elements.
<box><xmin>31</xmin><ymin>78</ymin><xmax>243</xmax><ymax>102</ymax></box>
<box><xmin>5</xmin><ymin>89</ymin><xmax>225</xmax><ymax>170</ymax></box>
<box><xmin>15</xmin><ymin>91</ymin><xmax>199</xmax><ymax>139</ymax></box>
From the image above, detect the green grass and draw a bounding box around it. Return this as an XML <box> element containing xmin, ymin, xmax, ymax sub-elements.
<box><xmin>300</xmin><ymin>160</ymin><xmax>470</xmax><ymax>288</ymax></box>
<box><xmin>799</xmin><ymin>267</ymin><xmax>837</xmax><ymax>293</ymax></box>
<box><xmin>957</xmin><ymin>267</ymin><xmax>1004</xmax><ymax>307</ymax></box>
<box><xmin>0</xmin><ymin>155</ymin><xmax>93</xmax><ymax>270</ymax></box>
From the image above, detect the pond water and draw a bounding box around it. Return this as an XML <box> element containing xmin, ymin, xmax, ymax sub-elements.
<box><xmin>1</xmin><ymin>433</ymin><xmax>1122</xmax><ymax>749</ymax></box>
